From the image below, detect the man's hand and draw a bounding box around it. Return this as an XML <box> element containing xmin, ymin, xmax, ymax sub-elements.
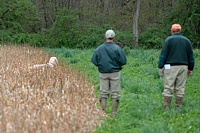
<box><xmin>188</xmin><ymin>70</ymin><xmax>193</xmax><ymax>76</ymax></box>
<box><xmin>158</xmin><ymin>68</ymin><xmax>163</xmax><ymax>77</ymax></box>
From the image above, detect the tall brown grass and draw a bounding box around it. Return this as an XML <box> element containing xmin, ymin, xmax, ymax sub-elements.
<box><xmin>0</xmin><ymin>45</ymin><xmax>103</xmax><ymax>133</ymax></box>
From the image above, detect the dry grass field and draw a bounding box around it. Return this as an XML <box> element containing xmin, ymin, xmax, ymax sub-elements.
<box><xmin>0</xmin><ymin>45</ymin><xmax>103</xmax><ymax>133</ymax></box>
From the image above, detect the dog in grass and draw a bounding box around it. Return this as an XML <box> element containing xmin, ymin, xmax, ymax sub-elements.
<box><xmin>29</xmin><ymin>57</ymin><xmax>58</xmax><ymax>69</ymax></box>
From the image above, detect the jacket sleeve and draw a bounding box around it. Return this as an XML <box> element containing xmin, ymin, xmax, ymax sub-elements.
<box><xmin>118</xmin><ymin>49</ymin><xmax>127</xmax><ymax>66</ymax></box>
<box><xmin>91</xmin><ymin>49</ymin><xmax>98</xmax><ymax>66</ymax></box>
<box><xmin>158</xmin><ymin>41</ymin><xmax>169</xmax><ymax>68</ymax></box>
<box><xmin>187</xmin><ymin>41</ymin><xmax>195</xmax><ymax>70</ymax></box>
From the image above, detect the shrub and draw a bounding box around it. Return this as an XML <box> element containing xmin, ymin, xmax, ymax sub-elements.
<box><xmin>139</xmin><ymin>28</ymin><xmax>165</xmax><ymax>49</ymax></box>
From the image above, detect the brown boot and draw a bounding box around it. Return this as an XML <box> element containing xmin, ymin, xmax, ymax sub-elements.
<box><xmin>112</xmin><ymin>99</ymin><xmax>119</xmax><ymax>117</ymax></box>
<box><xmin>100</xmin><ymin>98</ymin><xmax>107</xmax><ymax>113</ymax></box>
<box><xmin>163</xmin><ymin>96</ymin><xmax>172</xmax><ymax>109</ymax></box>
<box><xmin>175</xmin><ymin>96</ymin><xmax>183</xmax><ymax>108</ymax></box>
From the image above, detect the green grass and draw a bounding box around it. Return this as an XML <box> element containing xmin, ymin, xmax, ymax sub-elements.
<box><xmin>45</xmin><ymin>48</ymin><xmax>200</xmax><ymax>133</ymax></box>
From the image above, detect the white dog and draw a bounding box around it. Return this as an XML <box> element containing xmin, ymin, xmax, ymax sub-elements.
<box><xmin>29</xmin><ymin>57</ymin><xmax>58</xmax><ymax>69</ymax></box>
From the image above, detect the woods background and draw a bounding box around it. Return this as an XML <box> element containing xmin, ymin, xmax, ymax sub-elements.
<box><xmin>0</xmin><ymin>0</ymin><xmax>200</xmax><ymax>49</ymax></box>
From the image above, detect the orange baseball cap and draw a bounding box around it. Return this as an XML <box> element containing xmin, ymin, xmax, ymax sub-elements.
<box><xmin>171</xmin><ymin>24</ymin><xmax>181</xmax><ymax>32</ymax></box>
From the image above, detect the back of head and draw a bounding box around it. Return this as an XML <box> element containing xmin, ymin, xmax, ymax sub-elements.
<box><xmin>49</xmin><ymin>57</ymin><xmax>58</xmax><ymax>65</ymax></box>
<box><xmin>171</xmin><ymin>24</ymin><xmax>182</xmax><ymax>33</ymax></box>
<box><xmin>105</xmin><ymin>30</ymin><xmax>115</xmax><ymax>39</ymax></box>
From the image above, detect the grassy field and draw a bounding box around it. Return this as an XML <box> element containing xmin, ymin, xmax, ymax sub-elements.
<box><xmin>46</xmin><ymin>47</ymin><xmax>200</xmax><ymax>133</ymax></box>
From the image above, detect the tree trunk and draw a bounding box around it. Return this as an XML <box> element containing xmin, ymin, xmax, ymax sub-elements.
<box><xmin>132</xmin><ymin>0</ymin><xmax>140</xmax><ymax>48</ymax></box>
<box><xmin>41</xmin><ymin>0</ymin><xmax>48</xmax><ymax>28</ymax></box>
<box><xmin>171</xmin><ymin>0</ymin><xmax>175</xmax><ymax>8</ymax></box>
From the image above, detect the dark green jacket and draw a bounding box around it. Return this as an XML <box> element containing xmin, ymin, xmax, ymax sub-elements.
<box><xmin>158</xmin><ymin>33</ymin><xmax>194</xmax><ymax>70</ymax></box>
<box><xmin>91</xmin><ymin>42</ymin><xmax>127</xmax><ymax>73</ymax></box>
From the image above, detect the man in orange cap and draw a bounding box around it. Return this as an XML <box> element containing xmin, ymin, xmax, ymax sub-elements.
<box><xmin>158</xmin><ymin>24</ymin><xmax>195</xmax><ymax>109</ymax></box>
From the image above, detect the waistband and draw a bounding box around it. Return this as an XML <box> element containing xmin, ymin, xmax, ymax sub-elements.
<box><xmin>167</xmin><ymin>63</ymin><xmax>188</xmax><ymax>66</ymax></box>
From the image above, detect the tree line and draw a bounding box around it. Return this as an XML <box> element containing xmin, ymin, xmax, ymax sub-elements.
<box><xmin>0</xmin><ymin>0</ymin><xmax>199</xmax><ymax>49</ymax></box>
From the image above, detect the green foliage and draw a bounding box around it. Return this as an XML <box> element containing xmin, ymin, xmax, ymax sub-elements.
<box><xmin>28</xmin><ymin>33</ymin><xmax>48</xmax><ymax>47</ymax></box>
<box><xmin>122</xmin><ymin>46</ymin><xmax>132</xmax><ymax>55</ymax></box>
<box><xmin>0</xmin><ymin>30</ymin><xmax>12</xmax><ymax>43</ymax></box>
<box><xmin>0</xmin><ymin>0</ymin><xmax>40</xmax><ymax>32</ymax></box>
<box><xmin>12</xmin><ymin>0</ymin><xmax>40</xmax><ymax>32</ymax></box>
<box><xmin>115</xmin><ymin>31</ymin><xmax>134</xmax><ymax>48</ymax></box>
<box><xmin>45</xmin><ymin>8</ymin><xmax>133</xmax><ymax>48</ymax></box>
<box><xmin>0</xmin><ymin>0</ymin><xmax>40</xmax><ymax>44</ymax></box>
<box><xmin>45</xmin><ymin>48</ymin><xmax>200</xmax><ymax>133</ymax></box>
<box><xmin>139</xmin><ymin>28</ymin><xmax>165</xmax><ymax>49</ymax></box>
<box><xmin>74</xmin><ymin>25</ymin><xmax>105</xmax><ymax>48</ymax></box>
<box><xmin>0</xmin><ymin>0</ymin><xmax>200</xmax><ymax>49</ymax></box>
<box><xmin>46</xmin><ymin>8</ymin><xmax>102</xmax><ymax>48</ymax></box>
<box><xmin>11</xmin><ymin>33</ymin><xmax>30</xmax><ymax>43</ymax></box>
<box><xmin>162</xmin><ymin>0</ymin><xmax>200</xmax><ymax>48</ymax></box>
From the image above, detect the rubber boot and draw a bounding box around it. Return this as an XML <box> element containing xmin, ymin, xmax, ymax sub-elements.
<box><xmin>112</xmin><ymin>99</ymin><xmax>119</xmax><ymax>117</ymax></box>
<box><xmin>175</xmin><ymin>96</ymin><xmax>183</xmax><ymax>108</ymax></box>
<box><xmin>163</xmin><ymin>96</ymin><xmax>172</xmax><ymax>109</ymax></box>
<box><xmin>100</xmin><ymin>98</ymin><xmax>107</xmax><ymax>113</ymax></box>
